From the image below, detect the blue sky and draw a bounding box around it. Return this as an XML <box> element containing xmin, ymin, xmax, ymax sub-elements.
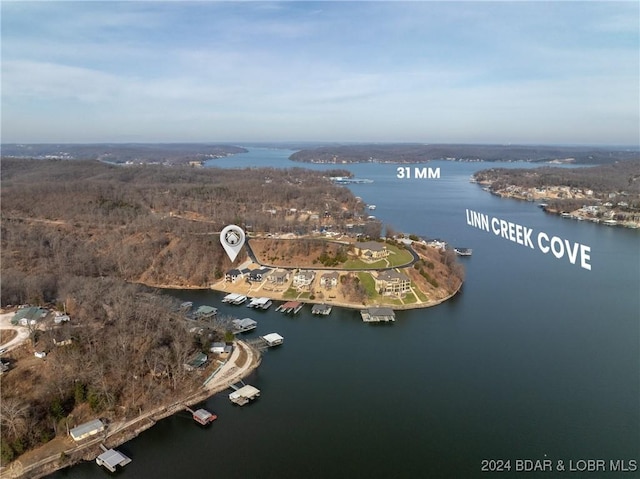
<box><xmin>2</xmin><ymin>1</ymin><xmax>638</xmax><ymax>145</ymax></box>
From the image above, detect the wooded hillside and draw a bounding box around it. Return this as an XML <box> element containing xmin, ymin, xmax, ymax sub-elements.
<box><xmin>1</xmin><ymin>159</ymin><xmax>365</xmax><ymax>303</ymax></box>
<box><xmin>290</xmin><ymin>144</ymin><xmax>639</xmax><ymax>165</ymax></box>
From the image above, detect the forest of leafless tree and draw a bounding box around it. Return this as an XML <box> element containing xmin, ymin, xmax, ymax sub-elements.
<box><xmin>0</xmin><ymin>158</ymin><xmax>366</xmax><ymax>463</ymax></box>
<box><xmin>1</xmin><ymin>159</ymin><xmax>364</xmax><ymax>304</ymax></box>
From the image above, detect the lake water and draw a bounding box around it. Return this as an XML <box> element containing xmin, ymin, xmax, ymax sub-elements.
<box><xmin>50</xmin><ymin>148</ymin><xmax>639</xmax><ymax>478</ymax></box>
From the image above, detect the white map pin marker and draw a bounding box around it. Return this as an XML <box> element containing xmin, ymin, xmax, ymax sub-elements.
<box><xmin>220</xmin><ymin>225</ymin><xmax>245</xmax><ymax>262</ymax></box>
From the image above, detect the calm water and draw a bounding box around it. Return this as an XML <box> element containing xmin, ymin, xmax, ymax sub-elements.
<box><xmin>51</xmin><ymin>148</ymin><xmax>639</xmax><ymax>478</ymax></box>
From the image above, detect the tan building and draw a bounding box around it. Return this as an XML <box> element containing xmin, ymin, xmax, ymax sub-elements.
<box><xmin>354</xmin><ymin>241</ymin><xmax>389</xmax><ymax>261</ymax></box>
<box><xmin>375</xmin><ymin>270</ymin><xmax>411</xmax><ymax>296</ymax></box>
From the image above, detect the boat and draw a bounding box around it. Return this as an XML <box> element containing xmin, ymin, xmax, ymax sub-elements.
<box><xmin>368</xmin><ymin>204</ymin><xmax>376</xmax><ymax>210</ymax></box>
<box><xmin>454</xmin><ymin>248</ymin><xmax>472</xmax><ymax>256</ymax></box>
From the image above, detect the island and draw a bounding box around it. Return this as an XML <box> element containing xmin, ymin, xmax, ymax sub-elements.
<box><xmin>0</xmin><ymin>155</ymin><xmax>463</xmax><ymax>476</ymax></box>
<box><xmin>472</xmin><ymin>160</ymin><xmax>640</xmax><ymax>228</ymax></box>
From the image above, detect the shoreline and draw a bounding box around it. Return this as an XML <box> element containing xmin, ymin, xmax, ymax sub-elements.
<box><xmin>0</xmin><ymin>340</ymin><xmax>261</xmax><ymax>479</ymax></box>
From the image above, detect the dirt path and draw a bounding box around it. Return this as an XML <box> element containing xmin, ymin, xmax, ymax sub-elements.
<box><xmin>0</xmin><ymin>313</ymin><xmax>30</xmax><ymax>352</ymax></box>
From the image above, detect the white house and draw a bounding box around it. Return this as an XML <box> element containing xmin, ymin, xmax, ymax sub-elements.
<box><xmin>293</xmin><ymin>270</ymin><xmax>315</xmax><ymax>288</ymax></box>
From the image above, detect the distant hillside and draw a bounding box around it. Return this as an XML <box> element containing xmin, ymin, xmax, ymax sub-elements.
<box><xmin>1</xmin><ymin>143</ymin><xmax>248</xmax><ymax>165</ymax></box>
<box><xmin>289</xmin><ymin>144</ymin><xmax>639</xmax><ymax>165</ymax></box>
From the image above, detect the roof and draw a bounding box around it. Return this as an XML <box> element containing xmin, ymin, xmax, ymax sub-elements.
<box><xmin>356</xmin><ymin>241</ymin><xmax>387</xmax><ymax>252</ymax></box>
<box><xmin>322</xmin><ymin>271</ymin><xmax>340</xmax><ymax>280</ymax></box>
<box><xmin>97</xmin><ymin>449</ymin><xmax>130</xmax><ymax>469</ymax></box>
<box><xmin>69</xmin><ymin>419</ymin><xmax>105</xmax><ymax>440</ymax></box>
<box><xmin>377</xmin><ymin>270</ymin><xmax>409</xmax><ymax>282</ymax></box>
<box><xmin>295</xmin><ymin>270</ymin><xmax>315</xmax><ymax>279</ymax></box>
<box><xmin>262</xmin><ymin>332</ymin><xmax>284</xmax><ymax>343</ymax></box>
<box><xmin>193</xmin><ymin>409</ymin><xmax>214</xmax><ymax>422</ymax></box>
<box><xmin>14</xmin><ymin>307</ymin><xmax>48</xmax><ymax>322</ymax></box>
<box><xmin>229</xmin><ymin>384</ymin><xmax>260</xmax><ymax>400</ymax></box>
<box><xmin>232</xmin><ymin>318</ymin><xmax>257</xmax><ymax>328</ymax></box>
<box><xmin>195</xmin><ymin>305</ymin><xmax>217</xmax><ymax>317</ymax></box>
<box><xmin>186</xmin><ymin>352</ymin><xmax>208</xmax><ymax>369</ymax></box>
<box><xmin>367</xmin><ymin>307</ymin><xmax>395</xmax><ymax>316</ymax></box>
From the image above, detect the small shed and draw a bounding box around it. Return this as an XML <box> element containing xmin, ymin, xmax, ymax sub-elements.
<box><xmin>70</xmin><ymin>419</ymin><xmax>105</xmax><ymax>441</ymax></box>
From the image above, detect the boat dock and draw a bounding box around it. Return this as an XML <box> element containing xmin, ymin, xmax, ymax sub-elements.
<box><xmin>360</xmin><ymin>307</ymin><xmax>395</xmax><ymax>323</ymax></box>
<box><xmin>222</xmin><ymin>293</ymin><xmax>247</xmax><ymax>305</ymax></box>
<box><xmin>311</xmin><ymin>304</ymin><xmax>332</xmax><ymax>315</ymax></box>
<box><xmin>229</xmin><ymin>383</ymin><xmax>261</xmax><ymax>406</ymax></box>
<box><xmin>454</xmin><ymin>247</ymin><xmax>472</xmax><ymax>256</ymax></box>
<box><xmin>96</xmin><ymin>444</ymin><xmax>132</xmax><ymax>472</ymax></box>
<box><xmin>246</xmin><ymin>297</ymin><xmax>273</xmax><ymax>310</ymax></box>
<box><xmin>276</xmin><ymin>301</ymin><xmax>304</xmax><ymax>314</ymax></box>
<box><xmin>231</xmin><ymin>317</ymin><xmax>257</xmax><ymax>333</ymax></box>
<box><xmin>185</xmin><ymin>406</ymin><xmax>218</xmax><ymax>426</ymax></box>
<box><xmin>260</xmin><ymin>332</ymin><xmax>284</xmax><ymax>347</ymax></box>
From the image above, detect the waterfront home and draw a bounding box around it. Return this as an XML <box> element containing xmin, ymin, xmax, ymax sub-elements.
<box><xmin>225</xmin><ymin>269</ymin><xmax>243</xmax><ymax>283</ymax></box>
<box><xmin>374</xmin><ymin>270</ymin><xmax>411</xmax><ymax>297</ymax></box>
<box><xmin>268</xmin><ymin>269</ymin><xmax>290</xmax><ymax>285</ymax></box>
<box><xmin>320</xmin><ymin>271</ymin><xmax>340</xmax><ymax>289</ymax></box>
<box><xmin>184</xmin><ymin>352</ymin><xmax>208</xmax><ymax>371</ymax></box>
<box><xmin>249</xmin><ymin>267</ymin><xmax>271</xmax><ymax>282</ymax></box>
<box><xmin>293</xmin><ymin>270</ymin><xmax>315</xmax><ymax>288</ymax></box>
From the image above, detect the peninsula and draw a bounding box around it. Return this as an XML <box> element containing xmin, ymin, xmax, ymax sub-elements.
<box><xmin>472</xmin><ymin>160</ymin><xmax>640</xmax><ymax>228</ymax></box>
<box><xmin>0</xmin><ymin>156</ymin><xmax>463</xmax><ymax>475</ymax></box>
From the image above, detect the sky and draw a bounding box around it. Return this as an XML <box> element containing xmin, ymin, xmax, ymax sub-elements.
<box><xmin>1</xmin><ymin>1</ymin><xmax>639</xmax><ymax>145</ymax></box>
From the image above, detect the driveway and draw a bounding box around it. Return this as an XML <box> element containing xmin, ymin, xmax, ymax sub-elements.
<box><xmin>0</xmin><ymin>312</ymin><xmax>30</xmax><ymax>352</ymax></box>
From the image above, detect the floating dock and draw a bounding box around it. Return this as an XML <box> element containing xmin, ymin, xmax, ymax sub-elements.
<box><xmin>231</xmin><ymin>317</ymin><xmax>257</xmax><ymax>333</ymax></box>
<box><xmin>247</xmin><ymin>297</ymin><xmax>273</xmax><ymax>310</ymax></box>
<box><xmin>187</xmin><ymin>407</ymin><xmax>218</xmax><ymax>426</ymax></box>
<box><xmin>276</xmin><ymin>301</ymin><xmax>304</xmax><ymax>314</ymax></box>
<box><xmin>311</xmin><ymin>304</ymin><xmax>332</xmax><ymax>315</ymax></box>
<box><xmin>229</xmin><ymin>384</ymin><xmax>261</xmax><ymax>406</ymax></box>
<box><xmin>96</xmin><ymin>445</ymin><xmax>132</xmax><ymax>472</ymax></box>
<box><xmin>260</xmin><ymin>332</ymin><xmax>284</xmax><ymax>347</ymax></box>
<box><xmin>222</xmin><ymin>293</ymin><xmax>247</xmax><ymax>305</ymax></box>
<box><xmin>361</xmin><ymin>307</ymin><xmax>395</xmax><ymax>323</ymax></box>
<box><xmin>454</xmin><ymin>248</ymin><xmax>472</xmax><ymax>256</ymax></box>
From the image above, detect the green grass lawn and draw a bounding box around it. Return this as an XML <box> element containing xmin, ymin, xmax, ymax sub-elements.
<box><xmin>402</xmin><ymin>292</ymin><xmax>418</xmax><ymax>304</ymax></box>
<box><xmin>385</xmin><ymin>244</ymin><xmax>415</xmax><ymax>267</ymax></box>
<box><xmin>413</xmin><ymin>287</ymin><xmax>429</xmax><ymax>302</ymax></box>
<box><xmin>283</xmin><ymin>287</ymin><xmax>298</xmax><ymax>299</ymax></box>
<box><xmin>357</xmin><ymin>272</ymin><xmax>379</xmax><ymax>299</ymax></box>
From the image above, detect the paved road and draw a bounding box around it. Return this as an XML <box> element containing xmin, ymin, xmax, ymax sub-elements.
<box><xmin>244</xmin><ymin>237</ymin><xmax>420</xmax><ymax>272</ymax></box>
